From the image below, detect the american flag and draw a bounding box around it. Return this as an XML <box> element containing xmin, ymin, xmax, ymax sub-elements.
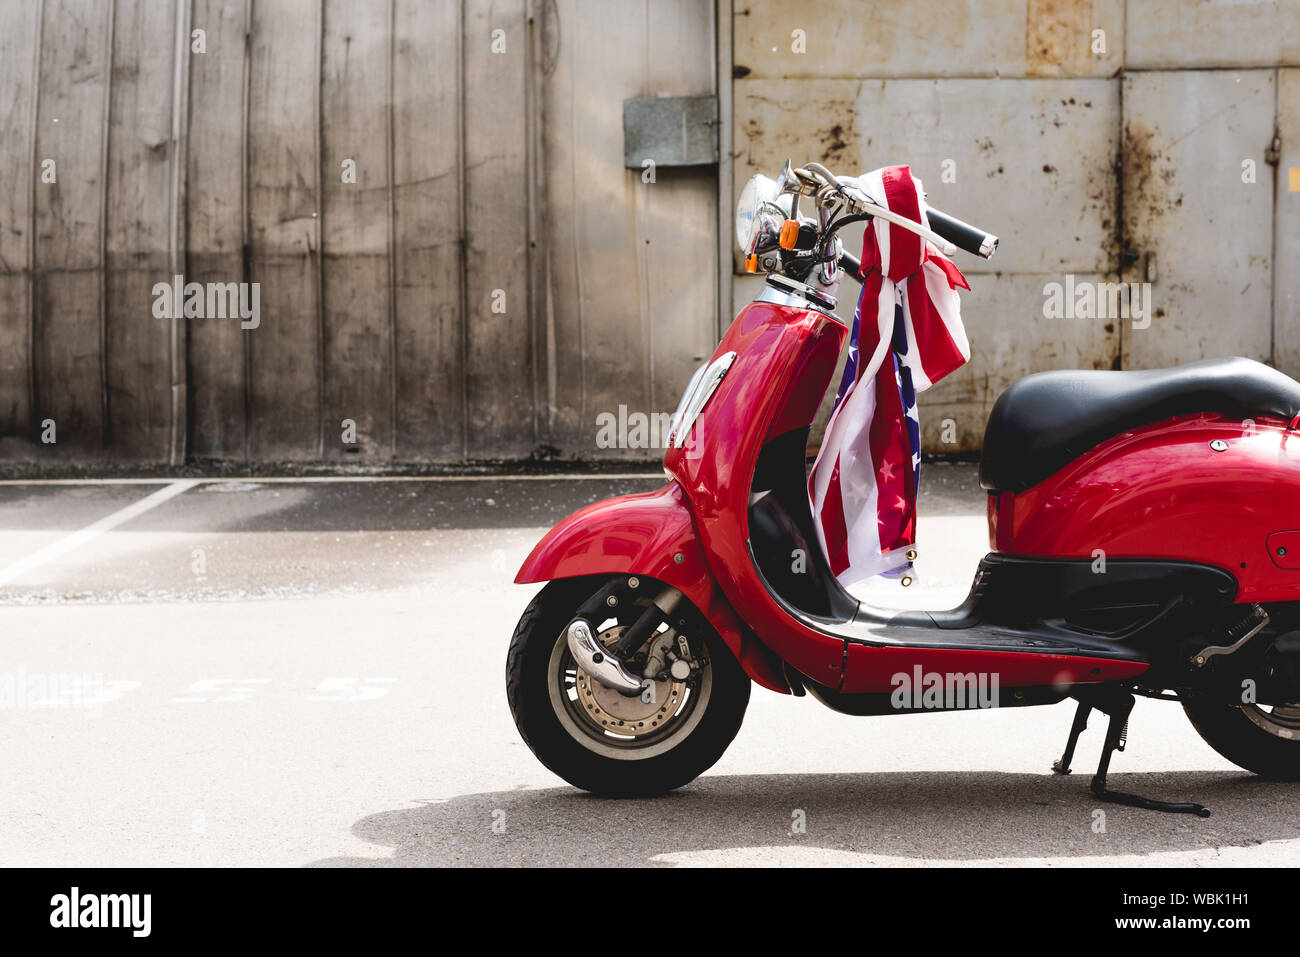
<box><xmin>809</xmin><ymin>166</ymin><xmax>970</xmax><ymax>586</ymax></box>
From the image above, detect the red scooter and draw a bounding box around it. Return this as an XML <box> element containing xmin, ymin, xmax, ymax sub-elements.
<box><xmin>507</xmin><ymin>160</ymin><xmax>1300</xmax><ymax>815</ymax></box>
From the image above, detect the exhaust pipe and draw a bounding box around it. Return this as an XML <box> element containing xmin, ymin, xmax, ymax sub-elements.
<box><xmin>566</xmin><ymin>619</ymin><xmax>644</xmax><ymax>696</ymax></box>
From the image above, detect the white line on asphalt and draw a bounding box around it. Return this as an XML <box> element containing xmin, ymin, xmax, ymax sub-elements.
<box><xmin>0</xmin><ymin>473</ymin><xmax>666</xmax><ymax>486</ymax></box>
<box><xmin>0</xmin><ymin>479</ymin><xmax>200</xmax><ymax>587</ymax></box>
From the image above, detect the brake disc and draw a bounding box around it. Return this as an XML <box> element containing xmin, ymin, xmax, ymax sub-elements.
<box><xmin>574</xmin><ymin>625</ymin><xmax>687</xmax><ymax>737</ymax></box>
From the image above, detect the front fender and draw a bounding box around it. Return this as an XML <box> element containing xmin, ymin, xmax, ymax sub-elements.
<box><xmin>515</xmin><ymin>481</ymin><xmax>791</xmax><ymax>694</ymax></box>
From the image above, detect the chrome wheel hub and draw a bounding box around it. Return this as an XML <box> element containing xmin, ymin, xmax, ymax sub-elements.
<box><xmin>1241</xmin><ymin>702</ymin><xmax>1300</xmax><ymax>740</ymax></box>
<box><xmin>573</xmin><ymin>625</ymin><xmax>687</xmax><ymax>738</ymax></box>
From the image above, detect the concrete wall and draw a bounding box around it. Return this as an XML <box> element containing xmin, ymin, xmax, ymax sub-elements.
<box><xmin>729</xmin><ymin>0</ymin><xmax>1300</xmax><ymax>452</ymax></box>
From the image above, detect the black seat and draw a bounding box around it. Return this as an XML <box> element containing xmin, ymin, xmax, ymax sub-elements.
<box><xmin>980</xmin><ymin>357</ymin><xmax>1300</xmax><ymax>492</ymax></box>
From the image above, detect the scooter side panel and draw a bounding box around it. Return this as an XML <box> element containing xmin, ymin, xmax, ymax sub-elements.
<box><xmin>665</xmin><ymin>301</ymin><xmax>854</xmax><ymax>687</ymax></box>
<box><xmin>841</xmin><ymin>645</ymin><xmax>1149</xmax><ymax>695</ymax></box>
<box><xmin>514</xmin><ymin>482</ymin><xmax>793</xmax><ymax>693</ymax></box>
<box><xmin>996</xmin><ymin>414</ymin><xmax>1300</xmax><ymax>603</ymax></box>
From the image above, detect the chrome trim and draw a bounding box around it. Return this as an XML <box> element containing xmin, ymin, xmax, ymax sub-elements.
<box><xmin>979</xmin><ymin>234</ymin><xmax>999</xmax><ymax>259</ymax></box>
<box><xmin>672</xmin><ymin>351</ymin><xmax>736</xmax><ymax>448</ymax></box>
<box><xmin>757</xmin><ymin>274</ymin><xmax>837</xmax><ymax>312</ymax></box>
<box><xmin>669</xmin><ymin>361</ymin><xmax>710</xmax><ymax>439</ymax></box>
<box><xmin>1192</xmin><ymin>606</ymin><xmax>1269</xmax><ymax>667</ymax></box>
<box><xmin>566</xmin><ymin>619</ymin><xmax>643</xmax><ymax>696</ymax></box>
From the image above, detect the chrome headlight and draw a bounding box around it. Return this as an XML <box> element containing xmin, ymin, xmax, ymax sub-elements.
<box><xmin>736</xmin><ymin>174</ymin><xmax>791</xmax><ymax>259</ymax></box>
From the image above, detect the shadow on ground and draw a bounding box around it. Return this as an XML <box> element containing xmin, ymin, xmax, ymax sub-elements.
<box><xmin>310</xmin><ymin>770</ymin><xmax>1300</xmax><ymax>866</ymax></box>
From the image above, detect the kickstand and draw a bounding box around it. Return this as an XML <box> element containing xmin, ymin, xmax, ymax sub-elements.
<box><xmin>1054</xmin><ymin>691</ymin><xmax>1211</xmax><ymax>817</ymax></box>
<box><xmin>1051</xmin><ymin>699</ymin><xmax>1091</xmax><ymax>774</ymax></box>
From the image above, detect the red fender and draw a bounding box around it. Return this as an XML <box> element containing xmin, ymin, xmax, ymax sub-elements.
<box><xmin>515</xmin><ymin>481</ymin><xmax>792</xmax><ymax>694</ymax></box>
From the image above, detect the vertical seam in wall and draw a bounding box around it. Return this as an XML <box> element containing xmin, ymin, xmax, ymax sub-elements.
<box><xmin>457</xmin><ymin>0</ymin><xmax>469</xmax><ymax>459</ymax></box>
<box><xmin>99</xmin><ymin>0</ymin><xmax>117</xmax><ymax>449</ymax></box>
<box><xmin>1114</xmin><ymin>50</ymin><xmax>1126</xmax><ymax>370</ymax></box>
<box><xmin>241</xmin><ymin>0</ymin><xmax>254</xmax><ymax>460</ymax></box>
<box><xmin>386</xmin><ymin>0</ymin><xmax>398</xmax><ymax>458</ymax></box>
<box><xmin>715</xmin><ymin>0</ymin><xmax>732</xmax><ymax>343</ymax></box>
<box><xmin>314</xmin><ymin>0</ymin><xmax>326</xmax><ymax>458</ymax></box>
<box><xmin>169</xmin><ymin>0</ymin><xmax>194</xmax><ymax>466</ymax></box>
<box><xmin>536</xmin><ymin>0</ymin><xmax>556</xmax><ymax>440</ymax></box>
<box><xmin>26</xmin><ymin>0</ymin><xmax>44</xmax><ymax>438</ymax></box>
<box><xmin>525</xmin><ymin>0</ymin><xmax>540</xmax><ymax>447</ymax></box>
<box><xmin>568</xmin><ymin>22</ymin><xmax>585</xmax><ymax>445</ymax></box>
<box><xmin>641</xmin><ymin>0</ymin><xmax>653</xmax><ymax>415</ymax></box>
<box><xmin>1269</xmin><ymin>66</ymin><xmax>1279</xmax><ymax>367</ymax></box>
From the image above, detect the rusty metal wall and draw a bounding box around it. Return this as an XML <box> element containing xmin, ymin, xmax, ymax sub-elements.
<box><xmin>729</xmin><ymin>0</ymin><xmax>1300</xmax><ymax>453</ymax></box>
<box><xmin>5</xmin><ymin>0</ymin><xmax>1292</xmax><ymax>466</ymax></box>
<box><xmin>0</xmin><ymin>0</ymin><xmax>720</xmax><ymax>466</ymax></box>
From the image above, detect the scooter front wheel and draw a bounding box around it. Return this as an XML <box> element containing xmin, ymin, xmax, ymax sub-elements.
<box><xmin>506</xmin><ymin>577</ymin><xmax>750</xmax><ymax>796</ymax></box>
<box><xmin>1183</xmin><ymin>696</ymin><xmax>1300</xmax><ymax>780</ymax></box>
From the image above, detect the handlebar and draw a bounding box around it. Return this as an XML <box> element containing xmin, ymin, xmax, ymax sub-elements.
<box><xmin>834</xmin><ymin>185</ymin><xmax>998</xmax><ymax>262</ymax></box>
<box><xmin>926</xmin><ymin>208</ymin><xmax>998</xmax><ymax>259</ymax></box>
<box><xmin>833</xmin><ymin>208</ymin><xmax>993</xmax><ymax>279</ymax></box>
<box><xmin>778</xmin><ymin>162</ymin><xmax>1000</xmax><ymax>286</ymax></box>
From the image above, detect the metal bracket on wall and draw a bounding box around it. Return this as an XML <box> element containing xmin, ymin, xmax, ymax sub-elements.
<box><xmin>622</xmin><ymin>95</ymin><xmax>719</xmax><ymax>169</ymax></box>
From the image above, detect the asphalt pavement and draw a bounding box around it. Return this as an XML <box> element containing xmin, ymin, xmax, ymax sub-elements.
<box><xmin>0</xmin><ymin>464</ymin><xmax>1296</xmax><ymax>866</ymax></box>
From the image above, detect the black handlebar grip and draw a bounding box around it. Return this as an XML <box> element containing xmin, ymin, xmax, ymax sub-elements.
<box><xmin>838</xmin><ymin>249</ymin><xmax>862</xmax><ymax>277</ymax></box>
<box><xmin>927</xmin><ymin>208</ymin><xmax>998</xmax><ymax>260</ymax></box>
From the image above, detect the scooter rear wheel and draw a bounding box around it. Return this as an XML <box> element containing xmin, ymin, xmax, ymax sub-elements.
<box><xmin>506</xmin><ymin>577</ymin><xmax>750</xmax><ymax>796</ymax></box>
<box><xmin>1183</xmin><ymin>696</ymin><xmax>1300</xmax><ymax>780</ymax></box>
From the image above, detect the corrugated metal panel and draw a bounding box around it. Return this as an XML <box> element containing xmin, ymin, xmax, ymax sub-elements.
<box><xmin>464</xmin><ymin>0</ymin><xmax>534</xmax><ymax>460</ymax></box>
<box><xmin>1127</xmin><ymin>0</ymin><xmax>1300</xmax><ymax>70</ymax></box>
<box><xmin>106</xmin><ymin>0</ymin><xmax>178</xmax><ymax>460</ymax></box>
<box><xmin>0</xmin><ymin>0</ymin><xmax>720</xmax><ymax>465</ymax></box>
<box><xmin>390</xmin><ymin>0</ymin><xmax>464</xmax><ymax>462</ymax></box>
<box><xmin>733</xmin><ymin>75</ymin><xmax>1121</xmax><ymax>450</ymax></box>
<box><xmin>733</xmin><ymin>76</ymin><xmax>1120</xmax><ymax>276</ymax></box>
<box><xmin>733</xmin><ymin>0</ymin><xmax>1123</xmax><ymax>79</ymax></box>
<box><xmin>1120</xmin><ymin>70</ymin><xmax>1275</xmax><ymax>369</ymax></box>
<box><xmin>541</xmin><ymin>0</ymin><xmax>718</xmax><ymax>460</ymax></box>
<box><xmin>31</xmin><ymin>0</ymin><xmax>115</xmax><ymax>462</ymax></box>
<box><xmin>320</xmin><ymin>0</ymin><xmax>395</xmax><ymax>462</ymax></box>
<box><xmin>245</xmin><ymin>0</ymin><xmax>322</xmax><ymax>461</ymax></box>
<box><xmin>187</xmin><ymin>0</ymin><xmax>252</xmax><ymax>462</ymax></box>
<box><xmin>729</xmin><ymin>3</ymin><xmax>1297</xmax><ymax>456</ymax></box>
<box><xmin>0</xmin><ymin>0</ymin><xmax>40</xmax><ymax>460</ymax></box>
<box><xmin>1277</xmin><ymin>69</ymin><xmax>1300</xmax><ymax>379</ymax></box>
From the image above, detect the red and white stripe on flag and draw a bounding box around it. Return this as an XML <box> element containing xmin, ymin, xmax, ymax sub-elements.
<box><xmin>808</xmin><ymin>165</ymin><xmax>971</xmax><ymax>586</ymax></box>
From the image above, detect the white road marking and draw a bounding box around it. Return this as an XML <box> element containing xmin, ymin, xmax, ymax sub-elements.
<box><xmin>305</xmin><ymin>677</ymin><xmax>398</xmax><ymax>702</ymax></box>
<box><xmin>9</xmin><ymin>673</ymin><xmax>142</xmax><ymax>719</ymax></box>
<box><xmin>170</xmin><ymin>678</ymin><xmax>271</xmax><ymax>704</ymax></box>
<box><xmin>0</xmin><ymin>479</ymin><xmax>199</xmax><ymax>587</ymax></box>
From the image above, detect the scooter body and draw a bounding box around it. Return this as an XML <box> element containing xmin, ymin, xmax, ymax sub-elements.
<box><xmin>519</xmin><ymin>291</ymin><xmax>1298</xmax><ymax>695</ymax></box>
<box><xmin>509</xmin><ymin>161</ymin><xmax>1300</xmax><ymax>810</ymax></box>
<box><xmin>991</xmin><ymin>413</ymin><xmax>1300</xmax><ymax>605</ymax></box>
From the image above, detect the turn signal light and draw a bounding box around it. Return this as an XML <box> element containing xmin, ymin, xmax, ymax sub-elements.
<box><xmin>745</xmin><ymin>254</ymin><xmax>759</xmax><ymax>273</ymax></box>
<box><xmin>778</xmin><ymin>219</ymin><xmax>800</xmax><ymax>250</ymax></box>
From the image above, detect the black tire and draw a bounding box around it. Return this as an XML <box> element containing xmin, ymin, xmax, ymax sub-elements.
<box><xmin>506</xmin><ymin>577</ymin><xmax>751</xmax><ymax>796</ymax></box>
<box><xmin>1183</xmin><ymin>695</ymin><xmax>1300</xmax><ymax>780</ymax></box>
